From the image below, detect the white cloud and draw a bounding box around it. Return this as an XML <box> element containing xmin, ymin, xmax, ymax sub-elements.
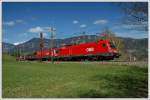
<box><xmin>13</xmin><ymin>41</ymin><xmax>26</xmax><ymax>45</ymax></box>
<box><xmin>112</xmin><ymin>23</ymin><xmax>147</xmax><ymax>31</ymax></box>
<box><xmin>43</xmin><ymin>27</ymin><xmax>53</xmax><ymax>32</ymax></box>
<box><xmin>28</xmin><ymin>26</ymin><xmax>44</xmax><ymax>33</ymax></box>
<box><xmin>3</xmin><ymin>21</ymin><xmax>15</xmax><ymax>26</ymax></box>
<box><xmin>73</xmin><ymin>20</ymin><xmax>79</xmax><ymax>24</ymax></box>
<box><xmin>28</xmin><ymin>26</ymin><xmax>52</xmax><ymax>38</ymax></box>
<box><xmin>28</xmin><ymin>26</ymin><xmax>53</xmax><ymax>33</ymax></box>
<box><xmin>13</xmin><ymin>42</ymin><xmax>21</xmax><ymax>45</ymax></box>
<box><xmin>3</xmin><ymin>19</ymin><xmax>26</xmax><ymax>26</ymax></box>
<box><xmin>94</xmin><ymin>19</ymin><xmax>108</xmax><ymax>25</ymax></box>
<box><xmin>43</xmin><ymin>33</ymin><xmax>48</xmax><ymax>37</ymax></box>
<box><xmin>80</xmin><ymin>24</ymin><xmax>87</xmax><ymax>28</ymax></box>
<box><xmin>114</xmin><ymin>30</ymin><xmax>148</xmax><ymax>39</ymax></box>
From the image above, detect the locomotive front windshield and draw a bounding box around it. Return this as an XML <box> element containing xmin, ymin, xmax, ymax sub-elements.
<box><xmin>110</xmin><ymin>43</ymin><xmax>116</xmax><ymax>48</ymax></box>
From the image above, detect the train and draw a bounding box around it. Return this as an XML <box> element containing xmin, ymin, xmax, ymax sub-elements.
<box><xmin>21</xmin><ymin>39</ymin><xmax>120</xmax><ymax>61</ymax></box>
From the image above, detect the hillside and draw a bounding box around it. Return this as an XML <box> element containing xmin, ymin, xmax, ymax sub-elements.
<box><xmin>122</xmin><ymin>37</ymin><xmax>148</xmax><ymax>61</ymax></box>
<box><xmin>2</xmin><ymin>42</ymin><xmax>15</xmax><ymax>53</ymax></box>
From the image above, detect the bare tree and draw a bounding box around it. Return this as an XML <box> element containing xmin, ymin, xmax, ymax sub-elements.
<box><xmin>103</xmin><ymin>28</ymin><xmax>124</xmax><ymax>49</ymax></box>
<box><xmin>119</xmin><ymin>2</ymin><xmax>148</xmax><ymax>31</ymax></box>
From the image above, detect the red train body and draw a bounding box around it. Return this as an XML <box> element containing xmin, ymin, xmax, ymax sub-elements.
<box><xmin>27</xmin><ymin>40</ymin><xmax>120</xmax><ymax>61</ymax></box>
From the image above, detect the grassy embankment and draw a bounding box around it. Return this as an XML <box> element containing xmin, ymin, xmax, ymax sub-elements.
<box><xmin>2</xmin><ymin>55</ymin><xmax>148</xmax><ymax>98</ymax></box>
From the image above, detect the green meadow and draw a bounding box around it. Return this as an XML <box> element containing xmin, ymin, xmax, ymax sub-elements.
<box><xmin>2</xmin><ymin>55</ymin><xmax>148</xmax><ymax>98</ymax></box>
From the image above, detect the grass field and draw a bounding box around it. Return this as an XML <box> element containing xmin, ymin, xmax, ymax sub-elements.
<box><xmin>2</xmin><ymin>55</ymin><xmax>148</xmax><ymax>98</ymax></box>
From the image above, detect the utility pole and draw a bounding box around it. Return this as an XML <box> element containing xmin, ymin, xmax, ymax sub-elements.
<box><xmin>16</xmin><ymin>45</ymin><xmax>19</xmax><ymax>61</ymax></box>
<box><xmin>96</xmin><ymin>32</ymin><xmax>100</xmax><ymax>42</ymax></box>
<box><xmin>22</xmin><ymin>44</ymin><xmax>25</xmax><ymax>60</ymax></box>
<box><xmin>15</xmin><ymin>47</ymin><xmax>17</xmax><ymax>57</ymax></box>
<box><xmin>50</xmin><ymin>27</ymin><xmax>56</xmax><ymax>63</ymax></box>
<box><xmin>128</xmin><ymin>50</ymin><xmax>134</xmax><ymax>62</ymax></box>
<box><xmin>82</xmin><ymin>31</ymin><xmax>86</xmax><ymax>43</ymax></box>
<box><xmin>40</xmin><ymin>32</ymin><xmax>44</xmax><ymax>61</ymax></box>
<box><xmin>19</xmin><ymin>45</ymin><xmax>22</xmax><ymax>58</ymax></box>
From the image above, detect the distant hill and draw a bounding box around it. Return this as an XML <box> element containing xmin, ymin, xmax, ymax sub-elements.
<box><xmin>3</xmin><ymin>35</ymin><xmax>97</xmax><ymax>54</ymax></box>
<box><xmin>2</xmin><ymin>35</ymin><xmax>148</xmax><ymax>61</ymax></box>
<box><xmin>2</xmin><ymin>42</ymin><xmax>15</xmax><ymax>53</ymax></box>
<box><xmin>121</xmin><ymin>37</ymin><xmax>148</xmax><ymax>61</ymax></box>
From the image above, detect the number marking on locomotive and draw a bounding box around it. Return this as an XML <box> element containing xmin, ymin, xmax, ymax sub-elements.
<box><xmin>86</xmin><ymin>47</ymin><xmax>94</xmax><ymax>52</ymax></box>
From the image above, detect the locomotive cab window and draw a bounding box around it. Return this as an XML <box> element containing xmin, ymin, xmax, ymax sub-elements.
<box><xmin>102</xmin><ymin>43</ymin><xmax>106</xmax><ymax>47</ymax></box>
<box><xmin>55</xmin><ymin>49</ymin><xmax>60</xmax><ymax>53</ymax></box>
<box><xmin>110</xmin><ymin>43</ymin><xmax>116</xmax><ymax>48</ymax></box>
<box><xmin>33</xmin><ymin>52</ymin><xmax>37</xmax><ymax>55</ymax></box>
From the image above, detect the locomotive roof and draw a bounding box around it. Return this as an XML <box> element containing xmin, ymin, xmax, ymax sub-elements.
<box><xmin>59</xmin><ymin>39</ymin><xmax>110</xmax><ymax>48</ymax></box>
<box><xmin>36</xmin><ymin>39</ymin><xmax>111</xmax><ymax>51</ymax></box>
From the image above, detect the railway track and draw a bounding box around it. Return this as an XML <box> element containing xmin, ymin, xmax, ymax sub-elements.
<box><xmin>44</xmin><ymin>61</ymin><xmax>148</xmax><ymax>67</ymax></box>
<box><xmin>18</xmin><ymin>57</ymin><xmax>148</xmax><ymax>67</ymax></box>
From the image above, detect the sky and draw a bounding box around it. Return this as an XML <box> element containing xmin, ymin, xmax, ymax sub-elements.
<box><xmin>2</xmin><ymin>2</ymin><xmax>148</xmax><ymax>45</ymax></box>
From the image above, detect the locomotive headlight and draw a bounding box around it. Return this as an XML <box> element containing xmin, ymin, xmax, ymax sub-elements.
<box><xmin>113</xmin><ymin>50</ymin><xmax>117</xmax><ymax>53</ymax></box>
<box><xmin>115</xmin><ymin>50</ymin><xmax>117</xmax><ymax>53</ymax></box>
<box><xmin>108</xmin><ymin>48</ymin><xmax>112</xmax><ymax>52</ymax></box>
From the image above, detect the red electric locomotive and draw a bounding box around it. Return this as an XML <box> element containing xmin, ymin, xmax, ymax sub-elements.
<box><xmin>31</xmin><ymin>40</ymin><xmax>120</xmax><ymax>61</ymax></box>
